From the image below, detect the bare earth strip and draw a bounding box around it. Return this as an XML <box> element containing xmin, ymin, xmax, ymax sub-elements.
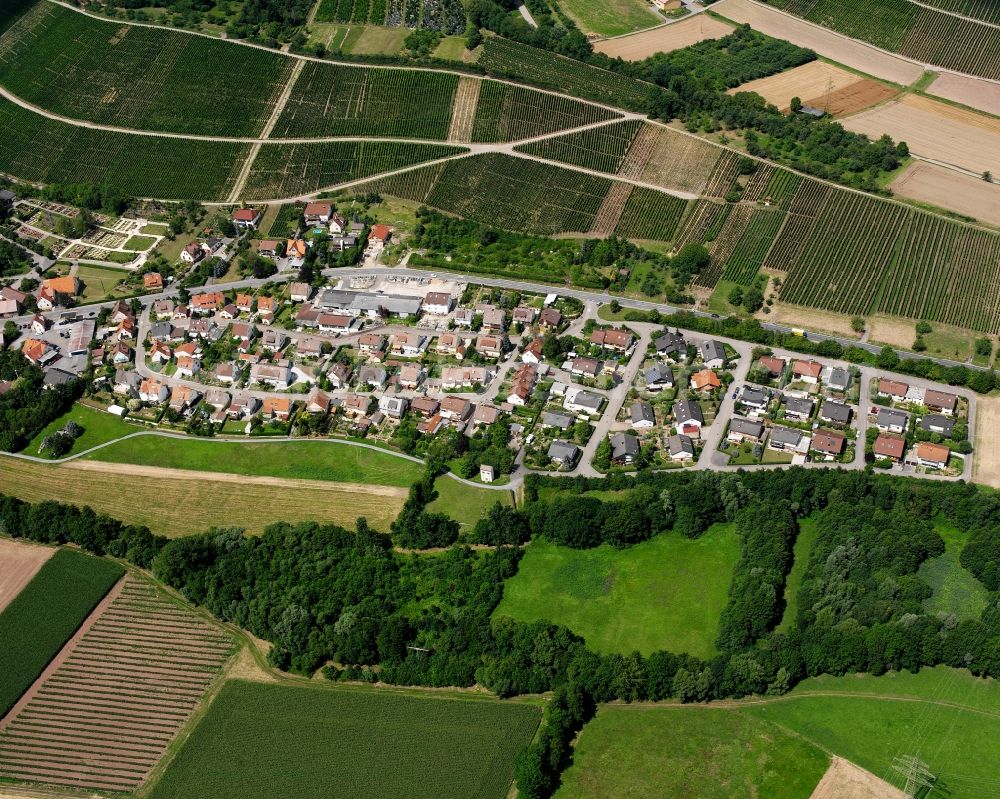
<box><xmin>891</xmin><ymin>161</ymin><xmax>1000</xmax><ymax>227</ymax></box>
<box><xmin>590</xmin><ymin>182</ymin><xmax>633</xmax><ymax>235</ymax></box>
<box><xmin>716</xmin><ymin>0</ymin><xmax>924</xmax><ymax>86</ymax></box>
<box><xmin>0</xmin><ymin>540</ymin><xmax>54</xmax><ymax>613</ymax></box>
<box><xmin>595</xmin><ymin>14</ymin><xmax>734</xmax><ymax>60</ymax></box>
<box><xmin>842</xmin><ymin>93</ymin><xmax>1000</xmax><ymax>178</ymax></box>
<box><xmin>973</xmin><ymin>394</ymin><xmax>1000</xmax><ymax>488</ymax></box>
<box><xmin>809</xmin><ymin>757</ymin><xmax>905</xmax><ymax>799</ymax></box>
<box><xmin>928</xmin><ymin>72</ymin><xmax>1000</xmax><ymax>117</ymax></box>
<box><xmin>0</xmin><ymin>578</ymin><xmax>233</xmax><ymax>792</ymax></box>
<box><xmin>447</xmin><ymin>77</ymin><xmax>481</xmax><ymax>144</ymax></box>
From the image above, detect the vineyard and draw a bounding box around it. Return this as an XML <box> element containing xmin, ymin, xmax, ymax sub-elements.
<box><xmin>147</xmin><ymin>681</ymin><xmax>541</xmax><ymax>799</ymax></box>
<box><xmin>271</xmin><ymin>62</ymin><xmax>458</xmax><ymax>140</ymax></box>
<box><xmin>266</xmin><ymin>204</ymin><xmax>306</xmax><ymax>238</ymax></box>
<box><xmin>762</xmin><ymin>0</ymin><xmax>1000</xmax><ymax>80</ymax></box>
<box><xmin>472</xmin><ymin>82</ymin><xmax>622</xmax><ymax>144</ymax></box>
<box><xmin>353</xmin><ymin>161</ymin><xmax>448</xmax><ymax>202</ymax></box>
<box><xmin>315</xmin><ymin>0</ymin><xmax>465</xmax><ymax>30</ymax></box>
<box><xmin>424</xmin><ymin>153</ymin><xmax>613</xmax><ymax>235</ymax></box>
<box><xmin>0</xmin><ymin>98</ymin><xmax>249</xmax><ymax>201</ymax></box>
<box><xmin>477</xmin><ymin>37</ymin><xmax>652</xmax><ymax>110</ymax></box>
<box><xmin>613</xmin><ymin>187</ymin><xmax>691</xmax><ymax>242</ymax></box>
<box><xmin>0</xmin><ymin>3</ymin><xmax>292</xmax><ymax>136</ymax></box>
<box><xmin>514</xmin><ymin>120</ymin><xmax>643</xmax><ymax>173</ymax></box>
<box><xmin>639</xmin><ymin>127</ymin><xmax>725</xmax><ymax>195</ymax></box>
<box><xmin>242</xmin><ymin>141</ymin><xmax>465</xmax><ymax>200</ymax></box>
<box><xmin>0</xmin><ymin>0</ymin><xmax>35</xmax><ymax>34</ymax></box>
<box><xmin>721</xmin><ymin>207</ymin><xmax>787</xmax><ymax>285</ymax></box>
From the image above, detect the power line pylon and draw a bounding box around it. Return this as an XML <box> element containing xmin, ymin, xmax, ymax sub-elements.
<box><xmin>892</xmin><ymin>755</ymin><xmax>935</xmax><ymax>799</ymax></box>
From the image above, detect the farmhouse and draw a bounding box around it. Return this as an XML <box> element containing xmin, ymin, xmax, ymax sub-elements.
<box><xmin>630</xmin><ymin>400</ymin><xmax>656</xmax><ymax>429</ymax></box>
<box><xmin>916</xmin><ymin>441</ymin><xmax>950</xmax><ymax>469</ymax></box>
<box><xmin>315</xmin><ymin>288</ymin><xmax>422</xmax><ymax>319</ymax></box>
<box><xmin>874</xmin><ymin>434</ymin><xmax>906</xmax><ymax>462</ymax></box>
<box><xmin>667</xmin><ymin>433</ymin><xmax>695</xmax><ymax>461</ymax></box>
<box><xmin>610</xmin><ymin>432</ymin><xmax>640</xmax><ymax>464</ymax></box>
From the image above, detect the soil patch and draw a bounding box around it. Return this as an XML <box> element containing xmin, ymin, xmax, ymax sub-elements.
<box><xmin>731</xmin><ymin>60</ymin><xmax>863</xmax><ymax>111</ymax></box>
<box><xmin>973</xmin><ymin>394</ymin><xmax>1000</xmax><ymax>489</ymax></box>
<box><xmin>891</xmin><ymin>161</ymin><xmax>1000</xmax><ymax>227</ymax></box>
<box><xmin>868</xmin><ymin>315</ymin><xmax>918</xmax><ymax>349</ymax></box>
<box><xmin>595</xmin><ymin>14</ymin><xmax>734</xmax><ymax>60</ymax></box>
<box><xmin>809</xmin><ymin>756</ymin><xmax>905</xmax><ymax>799</ymax></box>
<box><xmin>806</xmin><ymin>79</ymin><xmax>897</xmax><ymax>116</ymax></box>
<box><xmin>717</xmin><ymin>0</ymin><xmax>924</xmax><ymax>85</ymax></box>
<box><xmin>768</xmin><ymin>303</ymin><xmax>862</xmax><ymax>338</ymax></box>
<box><xmin>928</xmin><ymin>72</ymin><xmax>1000</xmax><ymax>117</ymax></box>
<box><xmin>0</xmin><ymin>540</ymin><xmax>54</xmax><ymax>613</ymax></box>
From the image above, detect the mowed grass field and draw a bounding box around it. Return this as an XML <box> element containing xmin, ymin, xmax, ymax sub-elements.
<box><xmin>558</xmin><ymin>667</ymin><xmax>1000</xmax><ymax>799</ymax></box>
<box><xmin>76</xmin><ymin>265</ymin><xmax>129</xmax><ymax>302</ymax></box>
<box><xmin>559</xmin><ymin>0</ymin><xmax>662</xmax><ymax>37</ymax></box>
<box><xmin>148</xmin><ymin>680</ymin><xmax>541</xmax><ymax>799</ymax></box>
<box><xmin>494</xmin><ymin>524</ymin><xmax>740</xmax><ymax>658</ymax></box>
<box><xmin>918</xmin><ymin>520</ymin><xmax>990</xmax><ymax>620</ymax></box>
<box><xmin>0</xmin><ymin>548</ymin><xmax>123</xmax><ymax>716</ymax></box>
<box><xmin>86</xmin><ymin>435</ymin><xmax>424</xmax><ymax>487</ymax></box>
<box><xmin>25</xmin><ymin>403</ymin><xmax>139</xmax><ymax>459</ymax></box>
<box><xmin>0</xmin><ymin>458</ymin><xmax>405</xmax><ymax>537</ymax></box>
<box><xmin>428</xmin><ymin>477</ymin><xmax>513</xmax><ymax>528</ymax></box>
<box><xmin>555</xmin><ymin>703</ymin><xmax>828</xmax><ymax>799</ymax></box>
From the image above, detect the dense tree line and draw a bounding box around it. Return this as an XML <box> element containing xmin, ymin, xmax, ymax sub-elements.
<box><xmin>0</xmin><ymin>351</ymin><xmax>85</xmax><ymax>453</ymax></box>
<box><xmin>0</xmin><ymin>239</ymin><xmax>31</xmax><ymax>278</ymax></box>
<box><xmin>389</xmin><ymin>469</ymin><xmax>460</xmax><ymax>548</ymax></box>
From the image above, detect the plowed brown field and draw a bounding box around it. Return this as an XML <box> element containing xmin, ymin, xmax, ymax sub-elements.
<box><xmin>0</xmin><ymin>540</ymin><xmax>53</xmax><ymax>612</ymax></box>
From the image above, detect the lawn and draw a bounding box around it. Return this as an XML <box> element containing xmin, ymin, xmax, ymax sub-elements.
<box><xmin>0</xmin><ymin>548</ymin><xmax>123</xmax><ymax>716</ymax></box>
<box><xmin>0</xmin><ymin>458</ymin><xmax>406</xmax><ymax>537</ymax></box>
<box><xmin>427</xmin><ymin>476</ymin><xmax>514</xmax><ymax>528</ymax></box>
<box><xmin>123</xmin><ymin>235</ymin><xmax>157</xmax><ymax>251</ymax></box>
<box><xmin>918</xmin><ymin>520</ymin><xmax>989</xmax><ymax>620</ymax></box>
<box><xmin>349</xmin><ymin>25</ymin><xmax>408</xmax><ymax>55</ymax></box>
<box><xmin>494</xmin><ymin>524</ymin><xmax>740</xmax><ymax>658</ymax></box>
<box><xmin>555</xmin><ymin>703</ymin><xmax>828</xmax><ymax>799</ymax></box>
<box><xmin>76</xmin><ymin>264</ymin><xmax>129</xmax><ymax>302</ymax></box>
<box><xmin>87</xmin><ymin>437</ymin><xmax>424</xmax><ymax>487</ymax></box>
<box><xmin>148</xmin><ymin>680</ymin><xmax>541</xmax><ymax>799</ymax></box>
<box><xmin>433</xmin><ymin>35</ymin><xmax>468</xmax><ymax>61</ymax></box>
<box><xmin>24</xmin><ymin>402</ymin><xmax>139</xmax><ymax>459</ymax></box>
<box><xmin>776</xmin><ymin>516</ymin><xmax>819</xmax><ymax>633</ymax></box>
<box><xmin>558</xmin><ymin>0</ymin><xmax>662</xmax><ymax>36</ymax></box>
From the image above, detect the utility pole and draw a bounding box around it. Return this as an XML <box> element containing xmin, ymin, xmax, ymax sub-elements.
<box><xmin>891</xmin><ymin>755</ymin><xmax>935</xmax><ymax>799</ymax></box>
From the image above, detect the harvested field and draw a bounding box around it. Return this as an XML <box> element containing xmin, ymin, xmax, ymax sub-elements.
<box><xmin>640</xmin><ymin>127</ymin><xmax>722</xmax><ymax>194</ymax></box>
<box><xmin>716</xmin><ymin>0</ymin><xmax>924</xmax><ymax>85</ymax></box>
<box><xmin>891</xmin><ymin>161</ymin><xmax>1000</xmax><ymax>227</ymax></box>
<box><xmin>0</xmin><ymin>458</ymin><xmax>405</xmax><ymax>537</ymax></box>
<box><xmin>594</xmin><ymin>14</ymin><xmax>735</xmax><ymax>60</ymax></box>
<box><xmin>0</xmin><ymin>540</ymin><xmax>52</xmax><ymax>613</ymax></box>
<box><xmin>0</xmin><ymin>577</ymin><xmax>233</xmax><ymax>793</ymax></box>
<box><xmin>732</xmin><ymin>60</ymin><xmax>896</xmax><ymax>115</ymax></box>
<box><xmin>809</xmin><ymin>757</ymin><xmax>905</xmax><ymax>799</ymax></box>
<box><xmin>974</xmin><ymin>395</ymin><xmax>1000</xmax><ymax>488</ymax></box>
<box><xmin>841</xmin><ymin>93</ymin><xmax>1000</xmax><ymax>177</ymax></box>
<box><xmin>813</xmin><ymin>80</ymin><xmax>898</xmax><ymax>117</ymax></box>
<box><xmin>928</xmin><ymin>72</ymin><xmax>1000</xmax><ymax>117</ymax></box>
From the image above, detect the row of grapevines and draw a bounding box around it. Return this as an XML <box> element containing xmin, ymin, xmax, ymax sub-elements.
<box><xmin>722</xmin><ymin>208</ymin><xmax>787</xmax><ymax>285</ymax></box>
<box><xmin>514</xmin><ymin>120</ymin><xmax>642</xmax><ymax>173</ymax></box>
<box><xmin>612</xmin><ymin>187</ymin><xmax>690</xmax><ymax>242</ymax></box>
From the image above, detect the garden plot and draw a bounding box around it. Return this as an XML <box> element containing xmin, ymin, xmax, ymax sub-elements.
<box><xmin>0</xmin><ymin>577</ymin><xmax>233</xmax><ymax>793</ymax></box>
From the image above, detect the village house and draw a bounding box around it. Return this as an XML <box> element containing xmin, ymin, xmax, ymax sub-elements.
<box><xmin>422</xmin><ymin>292</ymin><xmax>453</xmax><ymax>316</ymax></box>
<box><xmin>547</xmin><ymin>440</ymin><xmax>580</xmax><ymax>467</ymax></box>
<box><xmin>392</xmin><ymin>332</ymin><xmax>428</xmax><ymax>358</ymax></box>
<box><xmin>190</xmin><ymin>292</ymin><xmax>224</xmax><ymax>315</ymax></box>
<box><xmin>149</xmin><ymin>341</ymin><xmax>172</xmax><ymax>364</ymax></box>
<box><xmin>610</xmin><ymin>432</ymin><xmax>640</xmax><ymax>465</ymax></box>
<box><xmin>521</xmin><ymin>339</ymin><xmax>544</xmax><ymax>365</ymax></box>
<box><xmin>667</xmin><ymin>433</ymin><xmax>696</xmax><ymax>461</ymax></box>
<box><xmin>699</xmin><ymin>340</ymin><xmax>727</xmax><ymax>369</ymax></box>
<box><xmin>630</xmin><ymin>400</ymin><xmax>655</xmax><ymax>430</ymax></box>
<box><xmin>378</xmin><ymin>395</ymin><xmax>408</xmax><ymax>420</ymax></box>
<box><xmin>915</xmin><ymin>441</ymin><xmax>950</xmax><ymax>469</ymax></box>
<box><xmin>230</xmin><ymin>322</ymin><xmax>257</xmax><ymax>341</ymax></box>
<box><xmin>111</xmin><ymin>342</ymin><xmax>133</xmax><ymax>365</ymax></box>
<box><xmin>358</xmin><ymin>333</ymin><xmax>386</xmax><ymax>355</ymax></box>
<box><xmin>215</xmin><ymin>362</ymin><xmax>241</xmax><ymax>384</ymax></box>
<box><xmin>453</xmin><ymin>308</ymin><xmax>475</xmax><ymax>328</ymax></box>
<box><xmin>654</xmin><ymin>331</ymin><xmax>687</xmax><ymax>362</ymax></box>
<box><xmin>440</xmin><ymin>365</ymin><xmax>493</xmax><ymax>389</ymax></box>
<box><xmin>690</xmin><ymin>369</ymin><xmax>721</xmax><ymax>393</ymax></box>
<box><xmin>235</xmin><ymin>294</ymin><xmax>255</xmax><ymax>314</ymax></box>
<box><xmin>343</xmin><ymin>394</ymin><xmax>372</xmax><ymax>418</ymax></box>
<box><xmin>286</xmin><ymin>239</ymin><xmax>307</xmax><ymax>260</ymax></box>
<box><xmin>822</xmin><ymin>366</ymin><xmax>851</xmax><ymax>393</ymax></box>
<box><xmin>30</xmin><ymin>314</ymin><xmax>47</xmax><ymax>335</ymax></box>
<box><xmin>792</xmin><ymin>360</ymin><xmax>822</xmax><ymax>384</ymax></box>
<box><xmin>359</xmin><ymin>365</ymin><xmax>388</xmax><ymax>389</ymax></box>
<box><xmin>920</xmin><ymin>414</ymin><xmax>954</xmax><ymax>436</ymax></box>
<box><xmin>876</xmin><ymin>407</ymin><xmax>909</xmax><ymax>434</ymax></box>
<box><xmin>819</xmin><ymin>400</ymin><xmax>852</xmax><ymax>427</ymax></box>
<box><xmin>783</xmin><ymin>395</ymin><xmax>815</xmax><ymax>422</ymax></box>
<box><xmin>477</xmin><ymin>335</ymin><xmax>504</xmax><ymax>360</ymax></box>
<box><xmin>175</xmin><ymin>354</ymin><xmax>201</xmax><ymax>378</ymax></box>
<box><xmin>259</xmin><ymin>240</ymin><xmax>280</xmax><ymax>259</ymax></box>
<box><xmin>143</xmin><ymin>272</ymin><xmax>163</xmax><ymax>290</ymax></box>
<box><xmin>473</xmin><ymin>404</ymin><xmax>501</xmax><ymax>426</ymax></box>
<box><xmin>398</xmin><ymin>363</ymin><xmax>424</xmax><ymax>389</ymax></box>
<box><xmin>437</xmin><ymin>332</ymin><xmax>468</xmax><ymax>358</ymax></box>
<box><xmin>538</xmin><ymin>307</ymin><xmax>562</xmax><ymax>330</ymax></box>
<box><xmin>739</xmin><ymin>386</ymin><xmax>770</xmax><ymax>413</ymax></box>
<box><xmin>811</xmin><ymin>431</ymin><xmax>845</xmax><ymax>458</ymax></box>
<box><xmin>513</xmin><ymin>306</ymin><xmax>537</xmax><ymax>326</ymax></box>
<box><xmin>327</xmin><ymin>361</ymin><xmax>352</xmax><ymax>389</ymax></box>
<box><xmin>758</xmin><ymin>355</ymin><xmax>786</xmax><ymax>378</ymax></box>
<box><xmin>262</xmin><ymin>396</ymin><xmax>293</xmax><ymax>421</ymax></box>
<box><xmin>507</xmin><ymin>363</ymin><xmax>538</xmax><ymax>406</ymax></box>
<box><xmin>256</xmin><ymin>295</ymin><xmax>276</xmax><ymax>319</ymax></box>
<box><xmin>38</xmin><ymin>276</ymin><xmax>80</xmax><ymax>310</ymax></box>
<box><xmin>769</xmin><ymin>426</ymin><xmax>809</xmax><ymax>455</ymax></box>
<box><xmin>440</xmin><ymin>395</ymin><xmax>472</xmax><ymax>422</ymax></box>
<box><xmin>153</xmin><ymin>299</ymin><xmax>175</xmax><ymax>319</ymax></box>
<box><xmin>262</xmin><ymin>329</ymin><xmax>288</xmax><ymax>352</ymax></box>
<box><xmin>482</xmin><ymin>307</ymin><xmax>506</xmax><ymax>333</ymax></box>
<box><xmin>21</xmin><ymin>338</ymin><xmax>54</xmax><ymax>365</ymax></box>
<box><xmin>727</xmin><ymin>417</ymin><xmax>765</xmax><ymax>444</ymax></box>
<box><xmin>296</xmin><ymin>337</ymin><xmax>323</xmax><ymax>359</ymax></box>
<box><xmin>250</xmin><ymin>361</ymin><xmax>293</xmax><ymax>390</ymax></box>
<box><xmin>591</xmin><ymin>328</ymin><xmax>634</xmax><ymax>353</ymax></box>
<box><xmin>480</xmin><ymin>464</ymin><xmax>496</xmax><ymax>484</ymax></box>
<box><xmin>303</xmin><ymin>202</ymin><xmax>332</xmax><ymax>225</ymax></box>
<box><xmin>172</xmin><ymin>304</ymin><xmax>191</xmax><ymax>320</ymax></box>
<box><xmin>218</xmin><ymin>304</ymin><xmax>239</xmax><ymax>321</ymax></box>
<box><xmin>673</xmin><ymin>399</ymin><xmax>704</xmax><ymax>437</ymax></box>
<box><xmin>289</xmin><ymin>282</ymin><xmax>313</xmax><ymax>303</ymax></box>
<box><xmin>564</xmin><ymin>388</ymin><xmax>604</xmax><ymax>417</ymax></box>
<box><xmin>643</xmin><ymin>363</ymin><xmax>674</xmax><ymax>391</ymax></box>
<box><xmin>232</xmin><ymin>208</ymin><xmax>262</xmax><ymax>229</ymax></box>
<box><xmin>924</xmin><ymin>389</ymin><xmax>958</xmax><ymax>415</ymax></box>
<box><xmin>541</xmin><ymin>411</ymin><xmax>574</xmax><ymax>430</ymax></box>
<box><xmin>878</xmin><ymin>378</ymin><xmax>908</xmax><ymax>401</ymax></box>
<box><xmin>410</xmin><ymin>397</ymin><xmax>440</xmax><ymax>418</ymax></box>
<box><xmin>169</xmin><ymin>385</ymin><xmax>200</xmax><ymax>414</ymax></box>
<box><xmin>328</xmin><ymin>213</ymin><xmax>346</xmax><ymax>235</ymax></box>
<box><xmin>227</xmin><ymin>394</ymin><xmax>261</xmax><ymax>418</ymax></box>
<box><xmin>874</xmin><ymin>434</ymin><xmax>906</xmax><ymax>462</ymax></box>
<box><xmin>181</xmin><ymin>242</ymin><xmax>204</xmax><ymax>264</ymax></box>
<box><xmin>368</xmin><ymin>224</ymin><xmax>391</xmax><ymax>248</ymax></box>
<box><xmin>295</xmin><ymin>305</ymin><xmax>320</xmax><ymax>328</ymax></box>
<box><xmin>570</xmin><ymin>356</ymin><xmax>601</xmax><ymax>379</ymax></box>
<box><xmin>317</xmin><ymin>313</ymin><xmax>355</xmax><ymax>334</ymax></box>
<box><xmin>114</xmin><ymin>369</ymin><xmax>141</xmax><ymax>397</ymax></box>
<box><xmin>139</xmin><ymin>377</ymin><xmax>169</xmax><ymax>404</ymax></box>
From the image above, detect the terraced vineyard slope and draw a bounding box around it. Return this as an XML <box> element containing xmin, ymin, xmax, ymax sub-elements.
<box><xmin>0</xmin><ymin>577</ymin><xmax>234</xmax><ymax>792</ymax></box>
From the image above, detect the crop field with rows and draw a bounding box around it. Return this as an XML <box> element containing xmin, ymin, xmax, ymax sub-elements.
<box><xmin>272</xmin><ymin>62</ymin><xmax>458</xmax><ymax>139</ymax></box>
<box><xmin>696</xmin><ymin>205</ymin><xmax>756</xmax><ymax>287</ymax></box>
<box><xmin>0</xmin><ymin>3</ymin><xmax>291</xmax><ymax>136</ymax></box>
<box><xmin>425</xmin><ymin>153</ymin><xmax>612</xmax><ymax>235</ymax></box>
<box><xmin>0</xmin><ymin>548</ymin><xmax>123</xmax><ymax>718</ymax></box>
<box><xmin>638</xmin><ymin>128</ymin><xmax>724</xmax><ymax>195</ymax></box>
<box><xmin>721</xmin><ymin>207</ymin><xmax>787</xmax><ymax>285</ymax></box>
<box><xmin>243</xmin><ymin>141</ymin><xmax>464</xmax><ymax>200</ymax></box>
<box><xmin>0</xmin><ymin>98</ymin><xmax>249</xmax><ymax>201</ymax></box>
<box><xmin>472</xmin><ymin>83</ymin><xmax>622</xmax><ymax>143</ymax></box>
<box><xmin>703</xmin><ymin>152</ymin><xmax>744</xmax><ymax>198</ymax></box>
<box><xmin>0</xmin><ymin>577</ymin><xmax>233</xmax><ymax>792</ymax></box>
<box><xmin>477</xmin><ymin>37</ymin><xmax>652</xmax><ymax>110</ymax></box>
<box><xmin>762</xmin><ymin>0</ymin><xmax>1000</xmax><ymax>80</ymax></box>
<box><xmin>515</xmin><ymin>120</ymin><xmax>643</xmax><ymax>173</ymax></box>
<box><xmin>148</xmin><ymin>680</ymin><xmax>541</xmax><ymax>799</ymax></box>
<box><xmin>613</xmin><ymin>187</ymin><xmax>691</xmax><ymax>242</ymax></box>
<box><xmin>315</xmin><ymin>0</ymin><xmax>384</xmax><ymax>24</ymax></box>
<box><xmin>266</xmin><ymin>204</ymin><xmax>306</xmax><ymax>238</ymax></box>
<box><xmin>353</xmin><ymin>161</ymin><xmax>448</xmax><ymax>202</ymax></box>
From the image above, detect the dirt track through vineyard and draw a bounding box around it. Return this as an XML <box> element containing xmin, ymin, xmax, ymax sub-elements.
<box><xmin>0</xmin><ymin>578</ymin><xmax>233</xmax><ymax>792</ymax></box>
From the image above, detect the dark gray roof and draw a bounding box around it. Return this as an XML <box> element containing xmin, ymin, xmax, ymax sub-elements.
<box><xmin>667</xmin><ymin>433</ymin><xmax>695</xmax><ymax>456</ymax></box>
<box><xmin>568</xmin><ymin>390</ymin><xmax>604</xmax><ymax>411</ymax></box>
<box><xmin>610</xmin><ymin>432</ymin><xmax>640</xmax><ymax>459</ymax></box>
<box><xmin>630</xmin><ymin>401</ymin><xmax>655</xmax><ymax>425</ymax></box>
<box><xmin>784</xmin><ymin>396</ymin><xmax>814</xmax><ymax>415</ymax></box>
<box><xmin>644</xmin><ymin>363</ymin><xmax>674</xmax><ymax>384</ymax></box>
<box><xmin>729</xmin><ymin>417</ymin><xmax>764</xmax><ymax>438</ymax></box>
<box><xmin>740</xmin><ymin>387</ymin><xmax>770</xmax><ymax>407</ymax></box>
<box><xmin>0</xmin><ymin>189</ymin><xmax>15</xmax><ymax>202</ymax></box>
<box><xmin>820</xmin><ymin>400</ymin><xmax>852</xmax><ymax>424</ymax></box>
<box><xmin>43</xmin><ymin>367</ymin><xmax>76</xmax><ymax>386</ymax></box>
<box><xmin>919</xmin><ymin>414</ymin><xmax>954</xmax><ymax>435</ymax></box>
<box><xmin>769</xmin><ymin>426</ymin><xmax>802</xmax><ymax>446</ymax></box>
<box><xmin>654</xmin><ymin>331</ymin><xmax>686</xmax><ymax>356</ymax></box>
<box><xmin>541</xmin><ymin>411</ymin><xmax>574</xmax><ymax>429</ymax></box>
<box><xmin>825</xmin><ymin>366</ymin><xmax>851</xmax><ymax>390</ymax></box>
<box><xmin>547</xmin><ymin>439</ymin><xmax>580</xmax><ymax>462</ymax></box>
<box><xmin>700</xmin><ymin>340</ymin><xmax>726</xmax><ymax>363</ymax></box>
<box><xmin>877</xmin><ymin>407</ymin><xmax>909</xmax><ymax>428</ymax></box>
<box><xmin>674</xmin><ymin>399</ymin><xmax>703</xmax><ymax>424</ymax></box>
